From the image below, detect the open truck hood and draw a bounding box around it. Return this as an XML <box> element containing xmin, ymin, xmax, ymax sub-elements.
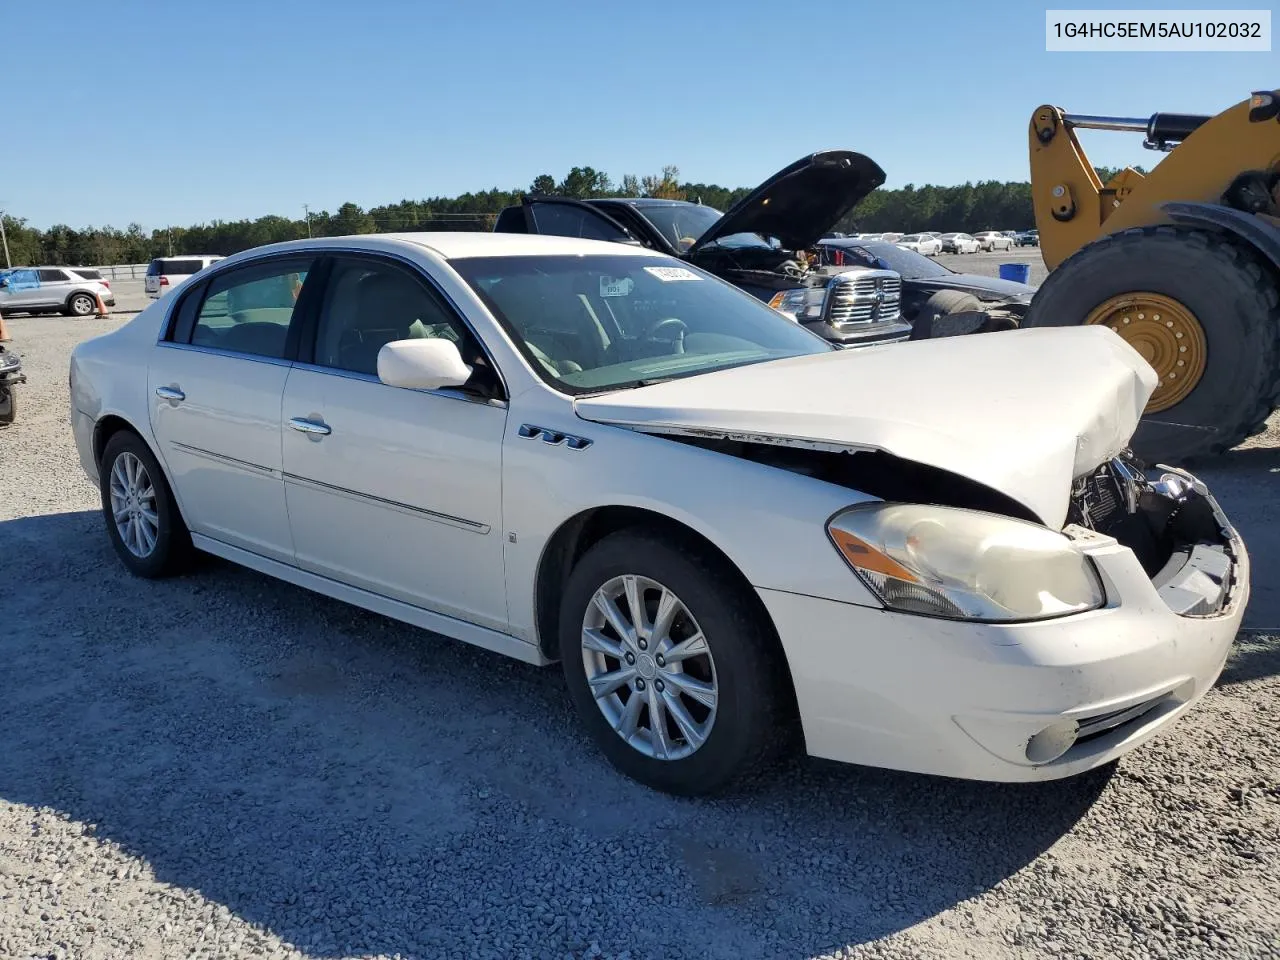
<box><xmin>574</xmin><ymin>326</ymin><xmax>1158</xmax><ymax>529</ymax></box>
<box><xmin>687</xmin><ymin>151</ymin><xmax>885</xmax><ymax>257</ymax></box>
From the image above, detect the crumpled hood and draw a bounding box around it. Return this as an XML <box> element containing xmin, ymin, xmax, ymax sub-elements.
<box><xmin>574</xmin><ymin>326</ymin><xmax>1158</xmax><ymax>529</ymax></box>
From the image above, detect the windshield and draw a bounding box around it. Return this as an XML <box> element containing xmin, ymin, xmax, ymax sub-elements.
<box><xmin>630</xmin><ymin>203</ymin><xmax>773</xmax><ymax>253</ymax></box>
<box><xmin>820</xmin><ymin>241</ymin><xmax>955</xmax><ymax>279</ymax></box>
<box><xmin>452</xmin><ymin>254</ymin><xmax>832</xmax><ymax>395</ymax></box>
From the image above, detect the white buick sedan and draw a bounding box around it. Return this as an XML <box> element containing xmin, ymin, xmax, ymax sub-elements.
<box><xmin>69</xmin><ymin>233</ymin><xmax>1249</xmax><ymax>795</ymax></box>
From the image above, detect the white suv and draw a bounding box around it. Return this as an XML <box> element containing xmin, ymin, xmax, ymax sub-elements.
<box><xmin>144</xmin><ymin>255</ymin><xmax>223</xmax><ymax>299</ymax></box>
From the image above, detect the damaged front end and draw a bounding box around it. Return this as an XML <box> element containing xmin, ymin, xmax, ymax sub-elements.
<box><xmin>1067</xmin><ymin>455</ymin><xmax>1242</xmax><ymax>616</ymax></box>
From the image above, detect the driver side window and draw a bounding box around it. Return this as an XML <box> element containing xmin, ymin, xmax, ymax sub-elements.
<box><xmin>312</xmin><ymin>258</ymin><xmax>499</xmax><ymax>398</ymax></box>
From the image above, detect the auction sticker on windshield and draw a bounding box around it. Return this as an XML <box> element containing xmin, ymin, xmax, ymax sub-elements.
<box><xmin>644</xmin><ymin>266</ymin><xmax>701</xmax><ymax>282</ymax></box>
<box><xmin>599</xmin><ymin>276</ymin><xmax>634</xmax><ymax>297</ymax></box>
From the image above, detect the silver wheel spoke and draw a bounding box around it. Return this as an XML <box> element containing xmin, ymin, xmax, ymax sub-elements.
<box><xmin>622</xmin><ymin>575</ymin><xmax>646</xmax><ymax>637</ymax></box>
<box><xmin>139</xmin><ymin>505</ymin><xmax>159</xmax><ymax>527</ymax></box>
<box><xmin>138</xmin><ymin>516</ymin><xmax>157</xmax><ymax>553</ymax></box>
<box><xmin>646</xmin><ymin>683</ymin><xmax>672</xmax><ymax>760</ymax></box>
<box><xmin>588</xmin><ymin>666</ymin><xmax>637</xmax><ymax>700</ymax></box>
<box><xmin>651</xmin><ymin>589</ymin><xmax>679</xmax><ymax>646</ymax></box>
<box><xmin>665</xmin><ymin>670</ymin><xmax>718</xmax><ymax>709</ymax></box>
<box><xmin>661</xmin><ymin>689</ymin><xmax>705</xmax><ymax>750</ymax></box>
<box><xmin>593</xmin><ymin>592</ymin><xmax>636</xmax><ymax>646</ymax></box>
<box><xmin>581</xmin><ymin>627</ymin><xmax>624</xmax><ymax>659</ymax></box>
<box><xmin>663</xmin><ymin>632</ymin><xmax>708</xmax><ymax>663</ymax></box>
<box><xmin>615</xmin><ymin>690</ymin><xmax>644</xmax><ymax>741</ymax></box>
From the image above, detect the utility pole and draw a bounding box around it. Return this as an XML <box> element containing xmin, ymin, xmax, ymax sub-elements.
<box><xmin>303</xmin><ymin>204</ymin><xmax>312</xmax><ymax>238</ymax></box>
<box><xmin>0</xmin><ymin>205</ymin><xmax>10</xmax><ymax>269</ymax></box>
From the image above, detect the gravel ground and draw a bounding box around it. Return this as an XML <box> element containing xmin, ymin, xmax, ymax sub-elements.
<box><xmin>0</xmin><ymin>296</ymin><xmax>1278</xmax><ymax>960</ymax></box>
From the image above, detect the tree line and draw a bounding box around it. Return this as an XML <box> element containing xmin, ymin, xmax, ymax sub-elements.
<box><xmin>1</xmin><ymin>165</ymin><xmax>1137</xmax><ymax>268</ymax></box>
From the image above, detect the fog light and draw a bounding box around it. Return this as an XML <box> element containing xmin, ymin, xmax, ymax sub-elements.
<box><xmin>1025</xmin><ymin>719</ymin><xmax>1080</xmax><ymax>764</ymax></box>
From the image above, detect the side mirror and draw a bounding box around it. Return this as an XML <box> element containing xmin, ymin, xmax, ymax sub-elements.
<box><xmin>377</xmin><ymin>338</ymin><xmax>472</xmax><ymax>391</ymax></box>
<box><xmin>0</xmin><ymin>279</ymin><xmax>8</xmax><ymax>289</ymax></box>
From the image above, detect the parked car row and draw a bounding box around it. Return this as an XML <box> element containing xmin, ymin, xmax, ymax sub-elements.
<box><xmin>827</xmin><ymin>229</ymin><xmax>1033</xmax><ymax>256</ymax></box>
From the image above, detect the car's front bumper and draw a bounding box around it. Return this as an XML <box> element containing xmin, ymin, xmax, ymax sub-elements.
<box><xmin>760</xmin><ymin>484</ymin><xmax>1248</xmax><ymax>782</ymax></box>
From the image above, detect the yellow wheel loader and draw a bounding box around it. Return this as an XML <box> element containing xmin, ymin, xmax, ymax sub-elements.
<box><xmin>1021</xmin><ymin>90</ymin><xmax>1280</xmax><ymax>463</ymax></box>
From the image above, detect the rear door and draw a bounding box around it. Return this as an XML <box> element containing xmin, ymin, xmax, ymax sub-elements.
<box><xmin>148</xmin><ymin>255</ymin><xmax>317</xmax><ymax>562</ymax></box>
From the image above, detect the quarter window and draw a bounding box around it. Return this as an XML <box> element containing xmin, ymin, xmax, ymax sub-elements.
<box><xmin>190</xmin><ymin>258</ymin><xmax>312</xmax><ymax>359</ymax></box>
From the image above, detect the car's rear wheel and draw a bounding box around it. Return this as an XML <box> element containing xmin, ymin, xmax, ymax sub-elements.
<box><xmin>99</xmin><ymin>431</ymin><xmax>192</xmax><ymax>577</ymax></box>
<box><xmin>67</xmin><ymin>293</ymin><xmax>95</xmax><ymax>317</ymax></box>
<box><xmin>559</xmin><ymin>530</ymin><xmax>792</xmax><ymax>795</ymax></box>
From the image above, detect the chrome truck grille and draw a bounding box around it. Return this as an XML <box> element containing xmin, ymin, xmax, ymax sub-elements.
<box><xmin>826</xmin><ymin>270</ymin><xmax>902</xmax><ymax>326</ymax></box>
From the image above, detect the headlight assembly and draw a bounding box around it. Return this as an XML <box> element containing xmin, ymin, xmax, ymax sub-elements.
<box><xmin>827</xmin><ymin>503</ymin><xmax>1105</xmax><ymax>622</ymax></box>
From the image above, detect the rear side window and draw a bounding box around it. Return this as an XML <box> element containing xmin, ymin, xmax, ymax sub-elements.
<box><xmin>493</xmin><ymin>207</ymin><xmax>528</xmax><ymax>234</ymax></box>
<box><xmin>37</xmin><ymin>268</ymin><xmax>67</xmax><ymax>282</ymax></box>
<box><xmin>190</xmin><ymin>258</ymin><xmax>312</xmax><ymax>360</ymax></box>
<box><xmin>161</xmin><ymin>258</ymin><xmax>206</xmax><ymax>275</ymax></box>
<box><xmin>528</xmin><ymin>203</ymin><xmax>630</xmax><ymax>243</ymax></box>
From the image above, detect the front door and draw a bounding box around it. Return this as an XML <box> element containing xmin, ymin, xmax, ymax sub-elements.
<box><xmin>281</xmin><ymin>254</ymin><xmax>509</xmax><ymax>630</ymax></box>
<box><xmin>147</xmin><ymin>255</ymin><xmax>316</xmax><ymax>562</ymax></box>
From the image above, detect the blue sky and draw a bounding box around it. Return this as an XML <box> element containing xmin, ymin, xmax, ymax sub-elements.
<box><xmin>5</xmin><ymin>0</ymin><xmax>1274</xmax><ymax>229</ymax></box>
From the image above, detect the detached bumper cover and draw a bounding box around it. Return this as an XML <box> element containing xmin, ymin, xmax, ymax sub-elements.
<box><xmin>762</xmin><ymin>482</ymin><xmax>1248</xmax><ymax>782</ymax></box>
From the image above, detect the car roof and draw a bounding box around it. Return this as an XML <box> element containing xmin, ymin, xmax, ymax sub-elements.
<box><xmin>611</xmin><ymin>198</ymin><xmax>698</xmax><ymax>209</ymax></box>
<box><xmin>205</xmin><ymin>232</ymin><xmax>668</xmax><ymax>267</ymax></box>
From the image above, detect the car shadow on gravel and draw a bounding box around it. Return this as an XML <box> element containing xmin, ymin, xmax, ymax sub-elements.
<box><xmin>1</xmin><ymin>509</ymin><xmax>1111</xmax><ymax>960</ymax></box>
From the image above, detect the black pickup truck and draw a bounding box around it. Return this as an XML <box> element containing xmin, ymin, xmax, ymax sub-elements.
<box><xmin>494</xmin><ymin>152</ymin><xmax>913</xmax><ymax>347</ymax></box>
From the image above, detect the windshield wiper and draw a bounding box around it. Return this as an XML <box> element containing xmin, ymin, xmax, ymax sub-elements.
<box><xmin>580</xmin><ymin>376</ymin><xmax>678</xmax><ymax>395</ymax></box>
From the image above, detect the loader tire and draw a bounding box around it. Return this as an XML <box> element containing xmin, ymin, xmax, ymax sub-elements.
<box><xmin>1023</xmin><ymin>226</ymin><xmax>1280</xmax><ymax>464</ymax></box>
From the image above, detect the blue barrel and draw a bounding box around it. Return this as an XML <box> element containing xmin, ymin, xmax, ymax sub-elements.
<box><xmin>999</xmin><ymin>262</ymin><xmax>1031</xmax><ymax>284</ymax></box>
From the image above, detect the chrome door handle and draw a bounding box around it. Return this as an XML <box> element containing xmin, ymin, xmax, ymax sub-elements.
<box><xmin>288</xmin><ymin>417</ymin><xmax>331</xmax><ymax>436</ymax></box>
<box><xmin>155</xmin><ymin>386</ymin><xmax>185</xmax><ymax>402</ymax></box>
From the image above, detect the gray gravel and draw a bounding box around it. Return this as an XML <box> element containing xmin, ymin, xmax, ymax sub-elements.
<box><xmin>0</xmin><ymin>301</ymin><xmax>1278</xmax><ymax>960</ymax></box>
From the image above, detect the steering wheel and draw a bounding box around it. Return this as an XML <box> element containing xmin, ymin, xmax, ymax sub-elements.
<box><xmin>646</xmin><ymin>317</ymin><xmax>688</xmax><ymax>354</ymax></box>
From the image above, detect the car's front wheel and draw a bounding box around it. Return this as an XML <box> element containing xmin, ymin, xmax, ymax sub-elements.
<box><xmin>559</xmin><ymin>530</ymin><xmax>793</xmax><ymax>795</ymax></box>
<box><xmin>99</xmin><ymin>431</ymin><xmax>193</xmax><ymax>577</ymax></box>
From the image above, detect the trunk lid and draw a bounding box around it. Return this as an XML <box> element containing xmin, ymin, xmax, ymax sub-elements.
<box><xmin>574</xmin><ymin>326</ymin><xmax>1157</xmax><ymax>529</ymax></box>
<box><xmin>686</xmin><ymin>151</ymin><xmax>885</xmax><ymax>258</ymax></box>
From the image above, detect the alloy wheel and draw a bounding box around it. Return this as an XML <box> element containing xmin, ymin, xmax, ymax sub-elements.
<box><xmin>580</xmin><ymin>575</ymin><xmax>718</xmax><ymax>761</ymax></box>
<box><xmin>109</xmin><ymin>452</ymin><xmax>159</xmax><ymax>558</ymax></box>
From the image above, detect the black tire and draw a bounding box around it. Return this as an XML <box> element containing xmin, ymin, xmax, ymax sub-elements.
<box><xmin>99</xmin><ymin>431</ymin><xmax>193</xmax><ymax>578</ymax></box>
<box><xmin>559</xmin><ymin>530</ymin><xmax>793</xmax><ymax>796</ymax></box>
<box><xmin>910</xmin><ymin>290</ymin><xmax>985</xmax><ymax>340</ymax></box>
<box><xmin>0</xmin><ymin>384</ymin><xmax>14</xmax><ymax>426</ymax></box>
<box><xmin>1023</xmin><ymin>226</ymin><xmax>1280</xmax><ymax>463</ymax></box>
<box><xmin>67</xmin><ymin>293</ymin><xmax>95</xmax><ymax>317</ymax></box>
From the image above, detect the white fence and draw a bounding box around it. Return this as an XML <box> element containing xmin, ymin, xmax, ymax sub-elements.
<box><xmin>91</xmin><ymin>264</ymin><xmax>151</xmax><ymax>280</ymax></box>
